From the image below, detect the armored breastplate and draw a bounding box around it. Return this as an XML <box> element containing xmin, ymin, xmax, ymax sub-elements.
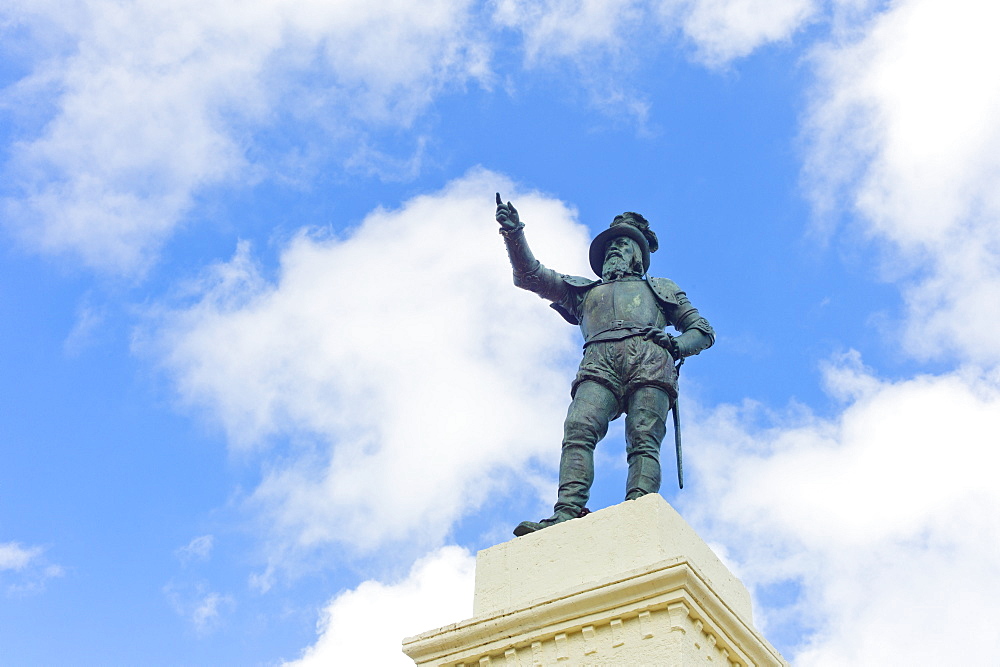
<box><xmin>579</xmin><ymin>278</ymin><xmax>667</xmax><ymax>343</ymax></box>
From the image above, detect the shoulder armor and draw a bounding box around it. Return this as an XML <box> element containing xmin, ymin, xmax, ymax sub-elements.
<box><xmin>561</xmin><ymin>274</ymin><xmax>600</xmax><ymax>289</ymax></box>
<box><xmin>648</xmin><ymin>276</ymin><xmax>681</xmax><ymax>306</ymax></box>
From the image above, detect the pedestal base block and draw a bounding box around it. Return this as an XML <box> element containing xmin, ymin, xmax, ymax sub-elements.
<box><xmin>403</xmin><ymin>494</ymin><xmax>786</xmax><ymax>666</ymax></box>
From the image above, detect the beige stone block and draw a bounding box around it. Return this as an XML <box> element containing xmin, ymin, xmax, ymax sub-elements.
<box><xmin>403</xmin><ymin>494</ymin><xmax>786</xmax><ymax>666</ymax></box>
<box><xmin>473</xmin><ymin>493</ymin><xmax>752</xmax><ymax>623</ymax></box>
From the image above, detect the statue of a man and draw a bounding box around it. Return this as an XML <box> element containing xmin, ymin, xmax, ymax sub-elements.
<box><xmin>495</xmin><ymin>194</ymin><xmax>715</xmax><ymax>536</ymax></box>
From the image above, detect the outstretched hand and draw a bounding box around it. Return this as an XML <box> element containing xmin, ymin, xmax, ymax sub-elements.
<box><xmin>495</xmin><ymin>192</ymin><xmax>520</xmax><ymax>231</ymax></box>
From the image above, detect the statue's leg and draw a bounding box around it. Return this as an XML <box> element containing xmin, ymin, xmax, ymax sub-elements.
<box><xmin>514</xmin><ymin>380</ymin><xmax>617</xmax><ymax>536</ymax></box>
<box><xmin>555</xmin><ymin>380</ymin><xmax>618</xmax><ymax>516</ymax></box>
<box><xmin>624</xmin><ymin>385</ymin><xmax>672</xmax><ymax>500</ymax></box>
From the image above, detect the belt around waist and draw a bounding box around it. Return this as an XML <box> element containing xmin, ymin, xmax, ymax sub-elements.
<box><xmin>584</xmin><ymin>320</ymin><xmax>653</xmax><ymax>345</ymax></box>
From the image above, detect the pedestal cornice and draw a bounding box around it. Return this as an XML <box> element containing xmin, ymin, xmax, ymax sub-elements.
<box><xmin>403</xmin><ymin>495</ymin><xmax>787</xmax><ymax>666</ymax></box>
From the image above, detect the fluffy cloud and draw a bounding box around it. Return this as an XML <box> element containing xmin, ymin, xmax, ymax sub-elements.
<box><xmin>680</xmin><ymin>2</ymin><xmax>1000</xmax><ymax>662</ymax></box>
<box><xmin>1</xmin><ymin>0</ymin><xmax>825</xmax><ymax>275</ymax></box>
<box><xmin>677</xmin><ymin>5</ymin><xmax>1000</xmax><ymax>644</ymax></box>
<box><xmin>804</xmin><ymin>0</ymin><xmax>1000</xmax><ymax>364</ymax></box>
<box><xmin>663</xmin><ymin>0</ymin><xmax>819</xmax><ymax>65</ymax></box>
<box><xmin>286</xmin><ymin>545</ymin><xmax>475</xmax><ymax>666</ymax></box>
<box><xmin>143</xmin><ymin>169</ymin><xmax>591</xmax><ymax>555</ymax></box>
<box><xmin>685</xmin><ymin>354</ymin><xmax>1000</xmax><ymax>663</ymax></box>
<box><xmin>1</xmin><ymin>0</ymin><xmax>488</xmax><ymax>274</ymax></box>
<box><xmin>0</xmin><ymin>542</ymin><xmax>42</xmax><ymax>571</ymax></box>
<box><xmin>668</xmin><ymin>5</ymin><xmax>1000</xmax><ymax>665</ymax></box>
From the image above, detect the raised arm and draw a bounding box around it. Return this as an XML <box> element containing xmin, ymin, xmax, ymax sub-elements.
<box><xmin>495</xmin><ymin>193</ymin><xmax>568</xmax><ymax>302</ymax></box>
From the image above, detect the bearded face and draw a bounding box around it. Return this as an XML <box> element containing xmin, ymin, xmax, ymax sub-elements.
<box><xmin>602</xmin><ymin>235</ymin><xmax>643</xmax><ymax>280</ymax></box>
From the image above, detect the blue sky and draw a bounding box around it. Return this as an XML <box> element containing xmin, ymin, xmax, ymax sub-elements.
<box><xmin>2</xmin><ymin>0</ymin><xmax>1000</xmax><ymax>664</ymax></box>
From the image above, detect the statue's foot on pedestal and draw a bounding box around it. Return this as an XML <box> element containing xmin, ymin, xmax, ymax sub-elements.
<box><xmin>513</xmin><ymin>508</ymin><xmax>590</xmax><ymax>537</ymax></box>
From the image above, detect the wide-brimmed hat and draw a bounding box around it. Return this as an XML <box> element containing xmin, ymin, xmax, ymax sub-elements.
<box><xmin>588</xmin><ymin>213</ymin><xmax>658</xmax><ymax>276</ymax></box>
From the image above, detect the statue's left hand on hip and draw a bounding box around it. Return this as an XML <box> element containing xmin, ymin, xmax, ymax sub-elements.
<box><xmin>643</xmin><ymin>327</ymin><xmax>679</xmax><ymax>357</ymax></box>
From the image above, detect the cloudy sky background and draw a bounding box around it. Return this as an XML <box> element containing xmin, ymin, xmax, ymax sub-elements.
<box><xmin>2</xmin><ymin>0</ymin><xmax>999</xmax><ymax>664</ymax></box>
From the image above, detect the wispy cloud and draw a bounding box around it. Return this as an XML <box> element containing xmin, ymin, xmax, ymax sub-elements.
<box><xmin>493</xmin><ymin>0</ymin><xmax>819</xmax><ymax>123</ymax></box>
<box><xmin>164</xmin><ymin>581</ymin><xmax>235</xmax><ymax>635</ymax></box>
<box><xmin>494</xmin><ymin>0</ymin><xmax>646</xmax><ymax>63</ymax></box>
<box><xmin>0</xmin><ymin>541</ymin><xmax>65</xmax><ymax>595</ymax></box>
<box><xmin>2</xmin><ymin>0</ymin><xmax>824</xmax><ymax>276</ymax></box>
<box><xmin>175</xmin><ymin>535</ymin><xmax>214</xmax><ymax>564</ymax></box>
<box><xmin>1</xmin><ymin>0</ymin><xmax>490</xmax><ymax>275</ymax></box>
<box><xmin>495</xmin><ymin>0</ymin><xmax>817</xmax><ymax>66</ymax></box>
<box><xmin>0</xmin><ymin>542</ymin><xmax>42</xmax><ymax>571</ymax></box>
<box><xmin>190</xmin><ymin>591</ymin><xmax>234</xmax><ymax>634</ymax></box>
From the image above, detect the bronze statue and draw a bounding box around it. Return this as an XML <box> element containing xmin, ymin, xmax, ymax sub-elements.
<box><xmin>495</xmin><ymin>193</ymin><xmax>715</xmax><ymax>537</ymax></box>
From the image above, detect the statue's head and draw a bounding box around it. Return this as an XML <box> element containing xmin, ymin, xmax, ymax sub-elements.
<box><xmin>589</xmin><ymin>212</ymin><xmax>659</xmax><ymax>277</ymax></box>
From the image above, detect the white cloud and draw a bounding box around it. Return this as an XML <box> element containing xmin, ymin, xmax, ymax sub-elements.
<box><xmin>685</xmin><ymin>354</ymin><xmax>1000</xmax><ymax>664</ymax></box>
<box><xmin>143</xmin><ymin>169</ymin><xmax>591</xmax><ymax>556</ymax></box>
<box><xmin>190</xmin><ymin>591</ymin><xmax>234</xmax><ymax>634</ymax></box>
<box><xmin>63</xmin><ymin>300</ymin><xmax>107</xmax><ymax>356</ymax></box>
<box><xmin>493</xmin><ymin>0</ymin><xmax>645</xmax><ymax>62</ymax></box>
<box><xmin>0</xmin><ymin>541</ymin><xmax>64</xmax><ymax>594</ymax></box>
<box><xmin>0</xmin><ymin>542</ymin><xmax>42</xmax><ymax>571</ymax></box>
<box><xmin>677</xmin><ymin>4</ymin><xmax>1000</xmax><ymax>661</ymax></box>
<box><xmin>1</xmin><ymin>0</ymin><xmax>489</xmax><ymax>274</ymax></box>
<box><xmin>804</xmin><ymin>0</ymin><xmax>1000</xmax><ymax>364</ymax></box>
<box><xmin>1</xmin><ymin>0</ymin><xmax>828</xmax><ymax>275</ymax></box>
<box><xmin>495</xmin><ymin>0</ymin><xmax>817</xmax><ymax>67</ymax></box>
<box><xmin>491</xmin><ymin>0</ymin><xmax>818</xmax><ymax>122</ymax></box>
<box><xmin>176</xmin><ymin>534</ymin><xmax>214</xmax><ymax>564</ymax></box>
<box><xmin>662</xmin><ymin>0</ymin><xmax>819</xmax><ymax>66</ymax></box>
<box><xmin>285</xmin><ymin>545</ymin><xmax>475</xmax><ymax>667</ymax></box>
<box><xmin>164</xmin><ymin>581</ymin><xmax>235</xmax><ymax>635</ymax></box>
<box><xmin>492</xmin><ymin>0</ymin><xmax>655</xmax><ymax>123</ymax></box>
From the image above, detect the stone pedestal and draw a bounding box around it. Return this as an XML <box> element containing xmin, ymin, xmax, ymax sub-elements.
<box><xmin>402</xmin><ymin>494</ymin><xmax>786</xmax><ymax>666</ymax></box>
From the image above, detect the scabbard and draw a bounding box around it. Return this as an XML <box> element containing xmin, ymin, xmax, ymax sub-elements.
<box><xmin>672</xmin><ymin>396</ymin><xmax>683</xmax><ymax>489</ymax></box>
<box><xmin>672</xmin><ymin>356</ymin><xmax>685</xmax><ymax>489</ymax></box>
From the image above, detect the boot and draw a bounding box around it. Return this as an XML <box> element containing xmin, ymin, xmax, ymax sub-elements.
<box><xmin>625</xmin><ymin>455</ymin><xmax>661</xmax><ymax>500</ymax></box>
<box><xmin>513</xmin><ymin>439</ymin><xmax>595</xmax><ymax>536</ymax></box>
<box><xmin>514</xmin><ymin>381</ymin><xmax>614</xmax><ymax>537</ymax></box>
<box><xmin>513</xmin><ymin>506</ymin><xmax>590</xmax><ymax>536</ymax></box>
